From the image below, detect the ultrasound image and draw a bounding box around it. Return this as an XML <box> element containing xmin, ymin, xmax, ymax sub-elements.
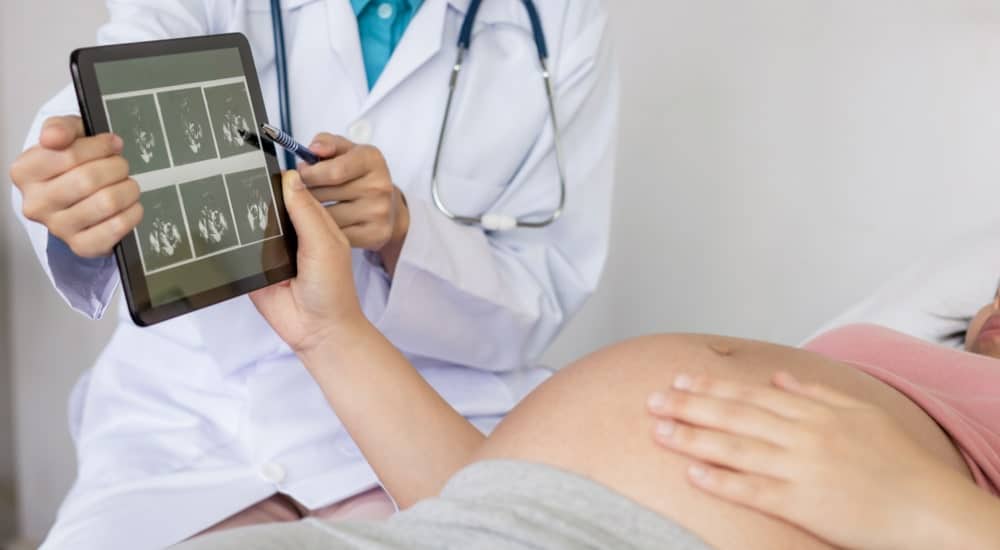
<box><xmin>179</xmin><ymin>175</ymin><xmax>240</xmax><ymax>256</ymax></box>
<box><xmin>149</xmin><ymin>218</ymin><xmax>183</xmax><ymax>257</ymax></box>
<box><xmin>105</xmin><ymin>95</ymin><xmax>171</xmax><ymax>175</ymax></box>
<box><xmin>136</xmin><ymin>186</ymin><xmax>193</xmax><ymax>272</ymax></box>
<box><xmin>197</xmin><ymin>203</ymin><xmax>231</xmax><ymax>244</ymax></box>
<box><xmin>157</xmin><ymin>87</ymin><xmax>218</xmax><ymax>166</ymax></box>
<box><xmin>225</xmin><ymin>169</ymin><xmax>280</xmax><ymax>243</ymax></box>
<box><xmin>204</xmin><ymin>82</ymin><xmax>257</xmax><ymax>159</ymax></box>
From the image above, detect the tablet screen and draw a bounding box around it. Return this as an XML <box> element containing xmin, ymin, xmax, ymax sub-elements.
<box><xmin>93</xmin><ymin>48</ymin><xmax>290</xmax><ymax>308</ymax></box>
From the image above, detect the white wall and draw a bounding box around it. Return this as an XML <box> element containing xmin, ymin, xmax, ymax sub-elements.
<box><xmin>3</xmin><ymin>0</ymin><xmax>1000</xmax><ymax>543</ymax></box>
<box><xmin>545</xmin><ymin>0</ymin><xmax>1000</xmax><ymax>363</ymax></box>
<box><xmin>0</xmin><ymin>0</ymin><xmax>16</xmax><ymax>538</ymax></box>
<box><xmin>1</xmin><ymin>0</ymin><xmax>113</xmax><ymax>541</ymax></box>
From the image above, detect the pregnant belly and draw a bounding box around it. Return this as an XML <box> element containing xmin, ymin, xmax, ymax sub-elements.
<box><xmin>473</xmin><ymin>334</ymin><xmax>970</xmax><ymax>550</ymax></box>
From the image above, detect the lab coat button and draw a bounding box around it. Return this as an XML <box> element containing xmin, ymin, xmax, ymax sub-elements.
<box><xmin>377</xmin><ymin>3</ymin><xmax>394</xmax><ymax>19</ymax></box>
<box><xmin>349</xmin><ymin>120</ymin><xmax>373</xmax><ymax>144</ymax></box>
<box><xmin>260</xmin><ymin>463</ymin><xmax>286</xmax><ymax>484</ymax></box>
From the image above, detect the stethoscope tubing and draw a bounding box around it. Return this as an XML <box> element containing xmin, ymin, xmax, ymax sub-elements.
<box><xmin>270</xmin><ymin>0</ymin><xmax>566</xmax><ymax>232</ymax></box>
<box><xmin>269</xmin><ymin>0</ymin><xmax>297</xmax><ymax>170</ymax></box>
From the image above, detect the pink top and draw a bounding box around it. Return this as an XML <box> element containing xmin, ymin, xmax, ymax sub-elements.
<box><xmin>804</xmin><ymin>324</ymin><xmax>1000</xmax><ymax>496</ymax></box>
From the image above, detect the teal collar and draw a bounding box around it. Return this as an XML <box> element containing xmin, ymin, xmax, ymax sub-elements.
<box><xmin>350</xmin><ymin>0</ymin><xmax>422</xmax><ymax>16</ymax></box>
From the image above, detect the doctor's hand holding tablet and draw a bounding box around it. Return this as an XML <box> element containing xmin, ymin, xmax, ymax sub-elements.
<box><xmin>8</xmin><ymin>1</ymin><xmax>618</xmax><ymax>548</ymax></box>
<box><xmin>10</xmin><ymin>117</ymin><xmax>141</xmax><ymax>259</ymax></box>
<box><xmin>257</xmin><ymin>124</ymin><xmax>410</xmax><ymax>272</ymax></box>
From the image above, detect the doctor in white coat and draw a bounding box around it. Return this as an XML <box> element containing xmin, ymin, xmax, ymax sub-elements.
<box><xmin>8</xmin><ymin>0</ymin><xmax>618</xmax><ymax>548</ymax></box>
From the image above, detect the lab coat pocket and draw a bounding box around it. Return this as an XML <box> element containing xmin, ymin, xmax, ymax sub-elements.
<box><xmin>432</xmin><ymin>29</ymin><xmax>551</xmax><ymax>216</ymax></box>
<box><xmin>432</xmin><ymin>171</ymin><xmax>508</xmax><ymax>219</ymax></box>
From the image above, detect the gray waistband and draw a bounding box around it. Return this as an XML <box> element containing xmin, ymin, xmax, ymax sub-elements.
<box><xmin>397</xmin><ymin>459</ymin><xmax>715</xmax><ymax>550</ymax></box>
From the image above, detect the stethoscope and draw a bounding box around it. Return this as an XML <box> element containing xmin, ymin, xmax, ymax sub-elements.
<box><xmin>269</xmin><ymin>0</ymin><xmax>566</xmax><ymax>232</ymax></box>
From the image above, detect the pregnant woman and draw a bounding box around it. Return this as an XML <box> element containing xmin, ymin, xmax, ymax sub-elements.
<box><xmin>179</xmin><ymin>172</ymin><xmax>1000</xmax><ymax>549</ymax></box>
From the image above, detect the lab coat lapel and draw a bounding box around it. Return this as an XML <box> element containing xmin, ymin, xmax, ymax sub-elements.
<box><xmin>361</xmin><ymin>0</ymin><xmax>450</xmax><ymax>111</ymax></box>
<box><xmin>325</xmin><ymin>0</ymin><xmax>369</xmax><ymax>104</ymax></box>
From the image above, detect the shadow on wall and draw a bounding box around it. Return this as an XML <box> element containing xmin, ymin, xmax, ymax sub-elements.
<box><xmin>0</xmin><ymin>227</ymin><xmax>14</xmax><ymax>541</ymax></box>
<box><xmin>0</xmin><ymin>478</ymin><xmax>15</xmax><ymax>544</ymax></box>
<box><xmin>0</xmin><ymin>0</ymin><xmax>15</xmax><ymax>537</ymax></box>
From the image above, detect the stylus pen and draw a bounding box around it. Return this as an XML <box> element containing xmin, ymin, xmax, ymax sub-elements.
<box><xmin>259</xmin><ymin>123</ymin><xmax>320</xmax><ymax>165</ymax></box>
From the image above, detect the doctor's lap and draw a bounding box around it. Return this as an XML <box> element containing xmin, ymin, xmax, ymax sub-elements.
<box><xmin>7</xmin><ymin>0</ymin><xmax>618</xmax><ymax>548</ymax></box>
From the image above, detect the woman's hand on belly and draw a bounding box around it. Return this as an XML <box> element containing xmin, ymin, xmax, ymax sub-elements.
<box><xmin>646</xmin><ymin>372</ymin><xmax>994</xmax><ymax>550</ymax></box>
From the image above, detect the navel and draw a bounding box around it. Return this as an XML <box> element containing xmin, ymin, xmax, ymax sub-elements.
<box><xmin>708</xmin><ymin>341</ymin><xmax>734</xmax><ymax>357</ymax></box>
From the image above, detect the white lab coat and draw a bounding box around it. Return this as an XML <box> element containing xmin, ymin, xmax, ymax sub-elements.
<box><xmin>12</xmin><ymin>0</ymin><xmax>619</xmax><ymax>548</ymax></box>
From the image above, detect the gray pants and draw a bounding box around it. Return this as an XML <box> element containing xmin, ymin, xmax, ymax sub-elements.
<box><xmin>174</xmin><ymin>460</ymin><xmax>714</xmax><ymax>549</ymax></box>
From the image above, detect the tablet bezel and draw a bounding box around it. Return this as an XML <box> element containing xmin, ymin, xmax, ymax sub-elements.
<box><xmin>70</xmin><ymin>33</ymin><xmax>297</xmax><ymax>327</ymax></box>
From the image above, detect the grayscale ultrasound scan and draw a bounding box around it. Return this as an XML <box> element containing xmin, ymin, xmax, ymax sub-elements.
<box><xmin>247</xmin><ymin>194</ymin><xmax>269</xmax><ymax>232</ymax></box>
<box><xmin>204</xmin><ymin>82</ymin><xmax>257</xmax><ymax>159</ymax></box>
<box><xmin>198</xmin><ymin>203</ymin><xmax>230</xmax><ymax>244</ymax></box>
<box><xmin>136</xmin><ymin>186</ymin><xmax>193</xmax><ymax>272</ymax></box>
<box><xmin>157</xmin><ymin>87</ymin><xmax>218</xmax><ymax>166</ymax></box>
<box><xmin>105</xmin><ymin>95</ymin><xmax>171</xmax><ymax>175</ymax></box>
<box><xmin>225</xmin><ymin>169</ymin><xmax>281</xmax><ymax>243</ymax></box>
<box><xmin>150</xmin><ymin>218</ymin><xmax>183</xmax><ymax>257</ymax></box>
<box><xmin>179</xmin><ymin>175</ymin><xmax>240</xmax><ymax>256</ymax></box>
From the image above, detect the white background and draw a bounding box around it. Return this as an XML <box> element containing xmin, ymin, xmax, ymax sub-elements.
<box><xmin>3</xmin><ymin>0</ymin><xmax>1000</xmax><ymax>543</ymax></box>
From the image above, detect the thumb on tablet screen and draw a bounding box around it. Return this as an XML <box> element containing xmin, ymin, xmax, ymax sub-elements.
<box><xmin>282</xmin><ymin>170</ymin><xmax>349</xmax><ymax>258</ymax></box>
<box><xmin>249</xmin><ymin>171</ymin><xmax>361</xmax><ymax>353</ymax></box>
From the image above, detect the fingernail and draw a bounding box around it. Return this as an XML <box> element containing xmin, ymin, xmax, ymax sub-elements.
<box><xmin>673</xmin><ymin>374</ymin><xmax>694</xmax><ymax>391</ymax></box>
<box><xmin>309</xmin><ymin>141</ymin><xmax>321</xmax><ymax>150</ymax></box>
<box><xmin>287</xmin><ymin>172</ymin><xmax>305</xmax><ymax>190</ymax></box>
<box><xmin>689</xmin><ymin>465</ymin><xmax>710</xmax><ymax>481</ymax></box>
<box><xmin>112</xmin><ymin>134</ymin><xmax>124</xmax><ymax>151</ymax></box>
<box><xmin>655</xmin><ymin>420</ymin><xmax>675</xmax><ymax>438</ymax></box>
<box><xmin>647</xmin><ymin>392</ymin><xmax>668</xmax><ymax>411</ymax></box>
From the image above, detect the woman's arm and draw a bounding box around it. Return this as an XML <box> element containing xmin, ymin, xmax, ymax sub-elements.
<box><xmin>646</xmin><ymin>372</ymin><xmax>1000</xmax><ymax>550</ymax></box>
<box><xmin>302</xmin><ymin>325</ymin><xmax>485</xmax><ymax>508</ymax></box>
<box><xmin>251</xmin><ymin>172</ymin><xmax>484</xmax><ymax>509</ymax></box>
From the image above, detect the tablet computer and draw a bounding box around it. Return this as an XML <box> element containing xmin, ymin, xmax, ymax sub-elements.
<box><xmin>70</xmin><ymin>33</ymin><xmax>297</xmax><ymax>326</ymax></box>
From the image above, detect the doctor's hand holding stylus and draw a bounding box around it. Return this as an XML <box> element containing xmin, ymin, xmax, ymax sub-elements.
<box><xmin>298</xmin><ymin>133</ymin><xmax>410</xmax><ymax>276</ymax></box>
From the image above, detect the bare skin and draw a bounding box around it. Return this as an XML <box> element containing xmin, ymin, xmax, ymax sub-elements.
<box><xmin>9</xmin><ymin>117</ymin><xmax>141</xmax><ymax>258</ymax></box>
<box><xmin>470</xmin><ymin>334</ymin><xmax>971</xmax><ymax>550</ymax></box>
<box><xmin>250</xmin><ymin>173</ymin><xmax>981</xmax><ymax>549</ymax></box>
<box><xmin>641</xmin><ymin>283</ymin><xmax>1000</xmax><ymax>550</ymax></box>
<box><xmin>647</xmin><ymin>371</ymin><xmax>1000</xmax><ymax>550</ymax></box>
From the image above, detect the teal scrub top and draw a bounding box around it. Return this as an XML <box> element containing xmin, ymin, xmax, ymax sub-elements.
<box><xmin>351</xmin><ymin>0</ymin><xmax>424</xmax><ymax>89</ymax></box>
